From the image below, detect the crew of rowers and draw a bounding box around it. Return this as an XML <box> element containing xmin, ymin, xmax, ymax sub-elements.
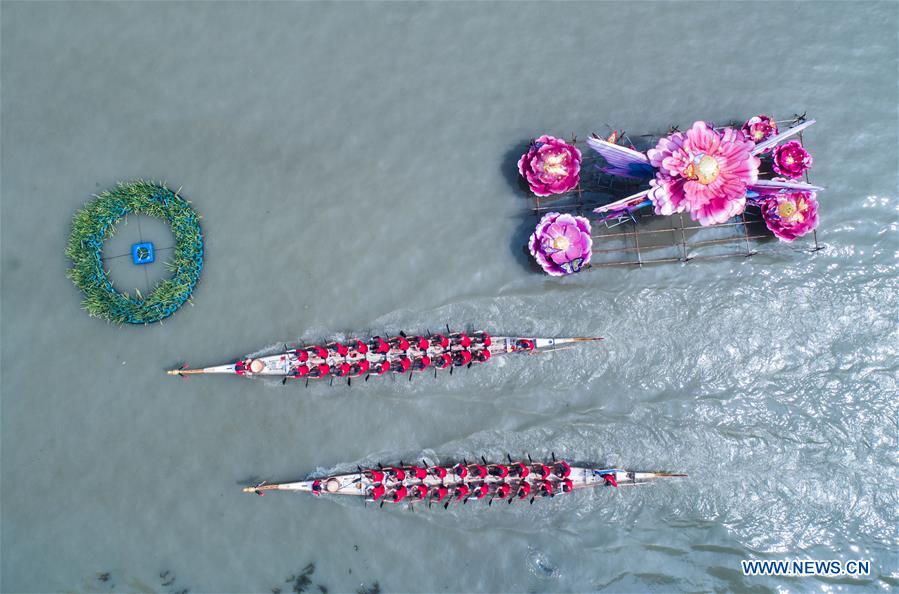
<box><xmin>310</xmin><ymin>459</ymin><xmax>616</xmax><ymax>504</ymax></box>
<box><xmin>273</xmin><ymin>331</ymin><xmax>498</xmax><ymax>379</ymax></box>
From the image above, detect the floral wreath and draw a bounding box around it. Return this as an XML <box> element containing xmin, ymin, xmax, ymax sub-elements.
<box><xmin>66</xmin><ymin>181</ymin><xmax>203</xmax><ymax>324</ymax></box>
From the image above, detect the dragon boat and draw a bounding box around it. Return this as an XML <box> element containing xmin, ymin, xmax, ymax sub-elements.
<box><xmin>243</xmin><ymin>455</ymin><xmax>685</xmax><ymax>507</ymax></box>
<box><xmin>167</xmin><ymin>331</ymin><xmax>603</xmax><ymax>383</ymax></box>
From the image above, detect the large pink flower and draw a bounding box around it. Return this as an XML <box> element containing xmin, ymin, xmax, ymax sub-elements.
<box><xmin>528</xmin><ymin>212</ymin><xmax>592</xmax><ymax>276</ymax></box>
<box><xmin>518</xmin><ymin>135</ymin><xmax>582</xmax><ymax>197</ymax></box>
<box><xmin>646</xmin><ymin>121</ymin><xmax>760</xmax><ymax>226</ymax></box>
<box><xmin>760</xmin><ymin>191</ymin><xmax>818</xmax><ymax>242</ymax></box>
<box><xmin>742</xmin><ymin>115</ymin><xmax>779</xmax><ymax>146</ymax></box>
<box><xmin>772</xmin><ymin>140</ymin><xmax>813</xmax><ymax>179</ymax></box>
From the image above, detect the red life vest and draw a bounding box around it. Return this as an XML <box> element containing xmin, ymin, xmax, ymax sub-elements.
<box><xmin>295</xmin><ymin>350</ymin><xmax>309</xmax><ymax>363</ymax></box>
<box><xmin>391</xmin><ymin>336</ymin><xmax>410</xmax><ymax>351</ymax></box>
<box><xmin>474</xmin><ymin>349</ymin><xmax>491</xmax><ymax>363</ymax></box>
<box><xmin>414</xmin><ymin>356</ymin><xmax>431</xmax><ymax>371</ymax></box>
<box><xmin>413</xmin><ymin>485</ymin><xmax>428</xmax><ymax>500</ymax></box>
<box><xmin>453</xmin><ymin>464</ymin><xmax>468</xmax><ymax>479</ymax></box>
<box><xmin>600</xmin><ymin>473</ymin><xmax>618</xmax><ymax>488</ymax></box>
<box><xmin>370</xmin><ymin>483</ymin><xmax>386</xmax><ymax>500</ymax></box>
<box><xmin>387</xmin><ymin>468</ymin><xmax>406</xmax><ymax>481</ymax></box>
<box><xmin>329</xmin><ymin>342</ymin><xmax>349</xmax><ymax>357</ymax></box>
<box><xmin>517</xmin><ymin>481</ymin><xmax>532</xmax><ymax>499</ymax></box>
<box><xmin>516</xmin><ymin>339</ymin><xmax>535</xmax><ymax>351</ymax></box>
<box><xmin>314</xmin><ymin>364</ymin><xmax>330</xmax><ymax>377</ymax></box>
<box><xmin>479</xmin><ymin>332</ymin><xmax>492</xmax><ymax>347</ymax></box>
<box><xmin>457</xmin><ymin>334</ymin><xmax>472</xmax><ymax>348</ymax></box>
<box><xmin>540</xmin><ymin>480</ymin><xmax>554</xmax><ymax>497</ymax></box>
<box><xmin>489</xmin><ymin>465</ymin><xmax>509</xmax><ymax>478</ymax></box>
<box><xmin>513</xmin><ymin>462</ymin><xmax>529</xmax><ymax>478</ymax></box>
<box><xmin>354</xmin><ymin>340</ymin><xmax>368</xmax><ymax>355</ymax></box>
<box><xmin>410</xmin><ymin>466</ymin><xmax>428</xmax><ymax>480</ymax></box>
<box><xmin>334</xmin><ymin>363</ymin><xmax>350</xmax><ymax>377</ymax></box>
<box><xmin>433</xmin><ymin>486</ymin><xmax>449</xmax><ymax>502</ymax></box>
<box><xmin>311</xmin><ymin>480</ymin><xmax>322</xmax><ymax>496</ymax></box>
<box><xmin>413</xmin><ymin>336</ymin><xmax>429</xmax><ymax>351</ymax></box>
<box><xmin>555</xmin><ymin>460</ymin><xmax>571</xmax><ymax>478</ymax></box>
<box><xmin>495</xmin><ymin>483</ymin><xmax>511</xmax><ymax>499</ymax></box>
<box><xmin>372</xmin><ymin>337</ymin><xmax>390</xmax><ymax>354</ymax></box>
<box><xmin>368</xmin><ymin>470</ymin><xmax>385</xmax><ymax>483</ymax></box>
<box><xmin>472</xmin><ymin>483</ymin><xmax>489</xmax><ymax>499</ymax></box>
<box><xmin>356</xmin><ymin>360</ymin><xmax>370</xmax><ymax>375</ymax></box>
<box><xmin>375</xmin><ymin>360</ymin><xmax>390</xmax><ymax>375</ymax></box>
<box><xmin>394</xmin><ymin>357</ymin><xmax>411</xmax><ymax>373</ymax></box>
<box><xmin>435</xmin><ymin>353</ymin><xmax>452</xmax><ymax>369</ymax></box>
<box><xmin>430</xmin><ymin>466</ymin><xmax>448</xmax><ymax>479</ymax></box>
<box><xmin>561</xmin><ymin>478</ymin><xmax>574</xmax><ymax>493</ymax></box>
<box><xmin>310</xmin><ymin>346</ymin><xmax>328</xmax><ymax>359</ymax></box>
<box><xmin>454</xmin><ymin>350</ymin><xmax>472</xmax><ymax>366</ymax></box>
<box><xmin>432</xmin><ymin>334</ymin><xmax>450</xmax><ymax>349</ymax></box>
<box><xmin>534</xmin><ymin>464</ymin><xmax>551</xmax><ymax>479</ymax></box>
<box><xmin>454</xmin><ymin>485</ymin><xmax>470</xmax><ymax>500</ymax></box>
<box><xmin>234</xmin><ymin>361</ymin><xmax>246</xmax><ymax>375</ymax></box>
<box><xmin>294</xmin><ymin>365</ymin><xmax>310</xmax><ymax>377</ymax></box>
<box><xmin>470</xmin><ymin>464</ymin><xmax>488</xmax><ymax>479</ymax></box>
<box><xmin>390</xmin><ymin>485</ymin><xmax>408</xmax><ymax>503</ymax></box>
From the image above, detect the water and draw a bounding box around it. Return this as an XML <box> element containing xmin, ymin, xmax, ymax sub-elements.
<box><xmin>2</xmin><ymin>2</ymin><xmax>897</xmax><ymax>592</ymax></box>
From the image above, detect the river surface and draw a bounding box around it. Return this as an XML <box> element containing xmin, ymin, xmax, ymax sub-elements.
<box><xmin>2</xmin><ymin>2</ymin><xmax>897</xmax><ymax>593</ymax></box>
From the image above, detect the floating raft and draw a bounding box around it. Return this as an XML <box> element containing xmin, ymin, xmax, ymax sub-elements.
<box><xmin>527</xmin><ymin>116</ymin><xmax>824</xmax><ymax>269</ymax></box>
<box><xmin>168</xmin><ymin>331</ymin><xmax>603</xmax><ymax>384</ymax></box>
<box><xmin>244</xmin><ymin>457</ymin><xmax>686</xmax><ymax>507</ymax></box>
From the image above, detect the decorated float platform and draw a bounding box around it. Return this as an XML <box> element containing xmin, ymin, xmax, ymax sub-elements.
<box><xmin>518</xmin><ymin>114</ymin><xmax>824</xmax><ymax>274</ymax></box>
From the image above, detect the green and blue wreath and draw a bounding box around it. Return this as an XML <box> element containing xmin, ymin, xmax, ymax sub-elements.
<box><xmin>66</xmin><ymin>181</ymin><xmax>203</xmax><ymax>325</ymax></box>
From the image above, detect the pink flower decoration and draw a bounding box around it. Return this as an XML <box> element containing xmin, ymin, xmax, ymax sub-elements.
<box><xmin>646</xmin><ymin>121</ymin><xmax>760</xmax><ymax>226</ymax></box>
<box><xmin>772</xmin><ymin>140</ymin><xmax>813</xmax><ymax>179</ymax></box>
<box><xmin>528</xmin><ymin>212</ymin><xmax>592</xmax><ymax>276</ymax></box>
<box><xmin>760</xmin><ymin>191</ymin><xmax>819</xmax><ymax>242</ymax></box>
<box><xmin>518</xmin><ymin>135</ymin><xmax>582</xmax><ymax>197</ymax></box>
<box><xmin>741</xmin><ymin>115</ymin><xmax>779</xmax><ymax>147</ymax></box>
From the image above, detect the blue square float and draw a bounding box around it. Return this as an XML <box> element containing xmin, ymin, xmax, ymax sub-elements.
<box><xmin>131</xmin><ymin>242</ymin><xmax>155</xmax><ymax>265</ymax></box>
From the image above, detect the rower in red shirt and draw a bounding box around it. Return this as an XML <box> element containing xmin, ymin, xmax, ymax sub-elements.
<box><xmin>350</xmin><ymin>360</ymin><xmax>370</xmax><ymax>377</ymax></box>
<box><xmin>387</xmin><ymin>485</ymin><xmax>408</xmax><ymax>503</ymax></box>
<box><xmin>537</xmin><ymin>480</ymin><xmax>554</xmax><ymax>498</ymax></box>
<box><xmin>511</xmin><ymin>461</ymin><xmax>529</xmax><ymax>478</ymax></box>
<box><xmin>392</xmin><ymin>356</ymin><xmax>412</xmax><ymax>374</ymax></box>
<box><xmin>311</xmin><ymin>480</ymin><xmax>323</xmax><ymax>496</ymax></box>
<box><xmin>308</xmin><ymin>345</ymin><xmax>328</xmax><ymax>360</ymax></box>
<box><xmin>327</xmin><ymin>342</ymin><xmax>349</xmax><ymax>357</ymax></box>
<box><xmin>454</xmin><ymin>333</ymin><xmax>472</xmax><ymax>348</ymax></box>
<box><xmin>473</xmin><ymin>349</ymin><xmax>491</xmax><ymax>364</ymax></box>
<box><xmin>309</xmin><ymin>363</ymin><xmax>330</xmax><ymax>378</ymax></box>
<box><xmin>365</xmin><ymin>469</ymin><xmax>385</xmax><ymax>483</ymax></box>
<box><xmin>234</xmin><ymin>360</ymin><xmax>248</xmax><ymax>375</ymax></box>
<box><xmin>434</xmin><ymin>353</ymin><xmax>452</xmax><ymax>369</ymax></box>
<box><xmin>373</xmin><ymin>360</ymin><xmax>390</xmax><ymax>375</ymax></box>
<box><xmin>516</xmin><ymin>339</ymin><xmax>535</xmax><ymax>352</ymax></box>
<box><xmin>294</xmin><ymin>350</ymin><xmax>309</xmax><ymax>363</ymax></box>
<box><xmin>516</xmin><ymin>481</ymin><xmax>532</xmax><ymax>499</ymax></box>
<box><xmin>412</xmin><ymin>336</ymin><xmax>429</xmax><ymax>351</ymax></box>
<box><xmin>386</xmin><ymin>467</ymin><xmax>406</xmax><ymax>481</ymax></box>
<box><xmin>452</xmin><ymin>350</ymin><xmax>472</xmax><ymax>367</ymax></box>
<box><xmin>471</xmin><ymin>482</ymin><xmax>490</xmax><ymax>500</ymax></box>
<box><xmin>494</xmin><ymin>483</ymin><xmax>511</xmax><ymax>500</ymax></box>
<box><xmin>469</xmin><ymin>463</ymin><xmax>488</xmax><ymax>479</ymax></box>
<box><xmin>353</xmin><ymin>340</ymin><xmax>368</xmax><ymax>355</ymax></box>
<box><xmin>390</xmin><ymin>336</ymin><xmax>410</xmax><ymax>351</ymax></box>
<box><xmin>369</xmin><ymin>483</ymin><xmax>386</xmax><ymax>501</ymax></box>
<box><xmin>429</xmin><ymin>466</ymin><xmax>448</xmax><ymax>480</ymax></box>
<box><xmin>453</xmin><ymin>484</ymin><xmax>470</xmax><ymax>501</ymax></box>
<box><xmin>488</xmin><ymin>464</ymin><xmax>509</xmax><ymax>479</ymax></box>
<box><xmin>409</xmin><ymin>465</ymin><xmax>428</xmax><ymax>481</ymax></box>
<box><xmin>474</xmin><ymin>331</ymin><xmax>492</xmax><ymax>347</ymax></box>
<box><xmin>599</xmin><ymin>473</ymin><xmax>618</xmax><ymax>487</ymax></box>
<box><xmin>554</xmin><ymin>460</ymin><xmax>571</xmax><ymax>478</ymax></box>
<box><xmin>413</xmin><ymin>355</ymin><xmax>431</xmax><ymax>371</ymax></box>
<box><xmin>453</xmin><ymin>463</ymin><xmax>468</xmax><ymax>479</ymax></box>
<box><xmin>533</xmin><ymin>463</ymin><xmax>551</xmax><ymax>480</ymax></box>
<box><xmin>431</xmin><ymin>485</ymin><xmax>449</xmax><ymax>503</ymax></box>
<box><xmin>291</xmin><ymin>364</ymin><xmax>310</xmax><ymax>378</ymax></box>
<box><xmin>560</xmin><ymin>478</ymin><xmax>574</xmax><ymax>493</ymax></box>
<box><xmin>332</xmin><ymin>362</ymin><xmax>351</xmax><ymax>378</ymax></box>
<box><xmin>370</xmin><ymin>337</ymin><xmax>390</xmax><ymax>355</ymax></box>
<box><xmin>412</xmin><ymin>484</ymin><xmax>428</xmax><ymax>500</ymax></box>
<box><xmin>431</xmin><ymin>334</ymin><xmax>450</xmax><ymax>349</ymax></box>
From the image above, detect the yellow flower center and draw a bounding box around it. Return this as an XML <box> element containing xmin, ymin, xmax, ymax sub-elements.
<box><xmin>694</xmin><ymin>155</ymin><xmax>720</xmax><ymax>184</ymax></box>
<box><xmin>777</xmin><ymin>202</ymin><xmax>797</xmax><ymax>219</ymax></box>
<box><xmin>543</xmin><ymin>153</ymin><xmax>568</xmax><ymax>177</ymax></box>
<box><xmin>552</xmin><ymin>236</ymin><xmax>570</xmax><ymax>251</ymax></box>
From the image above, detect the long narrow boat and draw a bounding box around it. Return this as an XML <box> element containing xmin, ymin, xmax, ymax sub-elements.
<box><xmin>167</xmin><ymin>331</ymin><xmax>603</xmax><ymax>383</ymax></box>
<box><xmin>243</xmin><ymin>457</ymin><xmax>685</xmax><ymax>507</ymax></box>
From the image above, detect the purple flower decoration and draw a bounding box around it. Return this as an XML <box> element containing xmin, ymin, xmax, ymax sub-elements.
<box><xmin>518</xmin><ymin>135</ymin><xmax>582</xmax><ymax>197</ymax></box>
<box><xmin>772</xmin><ymin>140</ymin><xmax>813</xmax><ymax>179</ymax></box>
<box><xmin>760</xmin><ymin>191</ymin><xmax>819</xmax><ymax>242</ymax></box>
<box><xmin>742</xmin><ymin>115</ymin><xmax>779</xmax><ymax>147</ymax></box>
<box><xmin>528</xmin><ymin>212</ymin><xmax>592</xmax><ymax>276</ymax></box>
<box><xmin>646</xmin><ymin>121</ymin><xmax>760</xmax><ymax>226</ymax></box>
